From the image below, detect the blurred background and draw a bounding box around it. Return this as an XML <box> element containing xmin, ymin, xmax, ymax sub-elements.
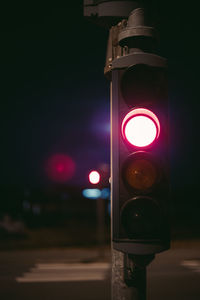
<box><xmin>0</xmin><ymin>0</ymin><xmax>199</xmax><ymax>250</ymax></box>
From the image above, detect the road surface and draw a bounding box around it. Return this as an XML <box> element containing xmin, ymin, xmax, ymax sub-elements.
<box><xmin>0</xmin><ymin>242</ymin><xmax>200</xmax><ymax>299</ymax></box>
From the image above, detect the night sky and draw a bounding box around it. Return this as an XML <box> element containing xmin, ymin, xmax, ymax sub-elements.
<box><xmin>0</xmin><ymin>1</ymin><xmax>199</xmax><ymax>198</ymax></box>
<box><xmin>0</xmin><ymin>1</ymin><xmax>110</xmax><ymax>187</ymax></box>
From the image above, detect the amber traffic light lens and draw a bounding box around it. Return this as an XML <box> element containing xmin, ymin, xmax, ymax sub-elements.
<box><xmin>124</xmin><ymin>158</ymin><xmax>158</xmax><ymax>191</ymax></box>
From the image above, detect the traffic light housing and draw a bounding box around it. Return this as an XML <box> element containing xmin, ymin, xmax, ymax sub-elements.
<box><xmin>111</xmin><ymin>52</ymin><xmax>170</xmax><ymax>255</ymax></box>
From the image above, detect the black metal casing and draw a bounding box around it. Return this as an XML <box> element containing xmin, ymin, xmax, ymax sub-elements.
<box><xmin>111</xmin><ymin>52</ymin><xmax>170</xmax><ymax>255</ymax></box>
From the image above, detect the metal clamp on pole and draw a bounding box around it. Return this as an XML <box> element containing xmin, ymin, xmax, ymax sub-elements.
<box><xmin>124</xmin><ymin>254</ymin><xmax>154</xmax><ymax>288</ymax></box>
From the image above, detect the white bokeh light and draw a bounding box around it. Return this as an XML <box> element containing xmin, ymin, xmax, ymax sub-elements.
<box><xmin>89</xmin><ymin>170</ymin><xmax>100</xmax><ymax>184</ymax></box>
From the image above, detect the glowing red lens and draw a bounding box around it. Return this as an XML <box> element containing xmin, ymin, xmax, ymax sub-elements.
<box><xmin>122</xmin><ymin>108</ymin><xmax>160</xmax><ymax>147</ymax></box>
<box><xmin>89</xmin><ymin>170</ymin><xmax>100</xmax><ymax>184</ymax></box>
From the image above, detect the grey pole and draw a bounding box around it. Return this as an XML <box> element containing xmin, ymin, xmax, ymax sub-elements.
<box><xmin>112</xmin><ymin>248</ymin><xmax>143</xmax><ymax>300</ymax></box>
<box><xmin>96</xmin><ymin>196</ymin><xmax>105</xmax><ymax>258</ymax></box>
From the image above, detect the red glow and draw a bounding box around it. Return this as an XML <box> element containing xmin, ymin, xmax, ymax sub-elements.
<box><xmin>89</xmin><ymin>170</ymin><xmax>100</xmax><ymax>184</ymax></box>
<box><xmin>57</xmin><ymin>164</ymin><xmax>64</xmax><ymax>172</ymax></box>
<box><xmin>121</xmin><ymin>108</ymin><xmax>160</xmax><ymax>147</ymax></box>
<box><xmin>46</xmin><ymin>154</ymin><xmax>75</xmax><ymax>183</ymax></box>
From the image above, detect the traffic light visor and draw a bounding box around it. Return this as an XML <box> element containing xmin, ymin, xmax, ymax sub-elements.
<box><xmin>122</xmin><ymin>108</ymin><xmax>160</xmax><ymax>147</ymax></box>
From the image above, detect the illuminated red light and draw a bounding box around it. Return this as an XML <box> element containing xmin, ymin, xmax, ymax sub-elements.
<box><xmin>122</xmin><ymin>108</ymin><xmax>160</xmax><ymax>147</ymax></box>
<box><xmin>89</xmin><ymin>170</ymin><xmax>100</xmax><ymax>184</ymax></box>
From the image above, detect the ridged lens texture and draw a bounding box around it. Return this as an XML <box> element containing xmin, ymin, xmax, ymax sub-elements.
<box><xmin>121</xmin><ymin>198</ymin><xmax>161</xmax><ymax>239</ymax></box>
<box><xmin>125</xmin><ymin>158</ymin><xmax>157</xmax><ymax>191</ymax></box>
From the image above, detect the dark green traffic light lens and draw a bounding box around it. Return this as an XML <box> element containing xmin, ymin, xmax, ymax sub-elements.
<box><xmin>121</xmin><ymin>197</ymin><xmax>162</xmax><ymax>239</ymax></box>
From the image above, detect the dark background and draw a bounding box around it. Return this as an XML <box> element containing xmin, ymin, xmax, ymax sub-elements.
<box><xmin>0</xmin><ymin>1</ymin><xmax>199</xmax><ymax>246</ymax></box>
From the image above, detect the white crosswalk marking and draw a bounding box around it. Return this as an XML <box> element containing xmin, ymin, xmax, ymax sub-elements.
<box><xmin>16</xmin><ymin>262</ymin><xmax>110</xmax><ymax>283</ymax></box>
<box><xmin>181</xmin><ymin>260</ymin><xmax>200</xmax><ymax>273</ymax></box>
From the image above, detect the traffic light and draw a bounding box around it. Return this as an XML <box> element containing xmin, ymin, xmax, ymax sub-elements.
<box><xmin>111</xmin><ymin>54</ymin><xmax>170</xmax><ymax>255</ymax></box>
<box><xmin>89</xmin><ymin>170</ymin><xmax>101</xmax><ymax>185</ymax></box>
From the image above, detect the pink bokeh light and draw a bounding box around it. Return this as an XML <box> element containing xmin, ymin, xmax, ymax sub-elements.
<box><xmin>46</xmin><ymin>153</ymin><xmax>76</xmax><ymax>183</ymax></box>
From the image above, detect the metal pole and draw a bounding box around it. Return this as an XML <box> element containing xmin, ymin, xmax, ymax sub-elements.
<box><xmin>112</xmin><ymin>248</ymin><xmax>142</xmax><ymax>300</ymax></box>
<box><xmin>112</xmin><ymin>248</ymin><xmax>154</xmax><ymax>300</ymax></box>
<box><xmin>96</xmin><ymin>197</ymin><xmax>105</xmax><ymax>258</ymax></box>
